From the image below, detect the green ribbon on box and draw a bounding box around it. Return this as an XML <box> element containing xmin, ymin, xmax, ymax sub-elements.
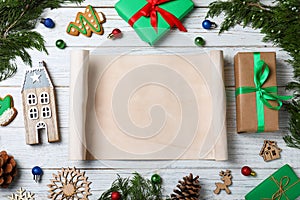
<box><xmin>235</xmin><ymin>52</ymin><xmax>292</xmax><ymax>132</ymax></box>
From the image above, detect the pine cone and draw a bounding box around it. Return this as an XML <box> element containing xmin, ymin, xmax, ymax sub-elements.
<box><xmin>0</xmin><ymin>151</ymin><xmax>17</xmax><ymax>188</ymax></box>
<box><xmin>171</xmin><ymin>173</ymin><xmax>201</xmax><ymax>200</ymax></box>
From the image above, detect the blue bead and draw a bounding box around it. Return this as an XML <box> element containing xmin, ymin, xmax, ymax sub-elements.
<box><xmin>32</xmin><ymin>166</ymin><xmax>43</xmax><ymax>175</ymax></box>
<box><xmin>41</xmin><ymin>18</ymin><xmax>55</xmax><ymax>28</ymax></box>
<box><xmin>202</xmin><ymin>20</ymin><xmax>212</xmax><ymax>29</ymax></box>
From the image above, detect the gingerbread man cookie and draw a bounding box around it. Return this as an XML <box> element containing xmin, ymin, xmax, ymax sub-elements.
<box><xmin>0</xmin><ymin>95</ymin><xmax>17</xmax><ymax>126</ymax></box>
<box><xmin>67</xmin><ymin>5</ymin><xmax>106</xmax><ymax>37</ymax></box>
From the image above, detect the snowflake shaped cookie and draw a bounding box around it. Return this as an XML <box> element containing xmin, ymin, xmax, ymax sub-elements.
<box><xmin>8</xmin><ymin>188</ymin><xmax>35</xmax><ymax>200</ymax></box>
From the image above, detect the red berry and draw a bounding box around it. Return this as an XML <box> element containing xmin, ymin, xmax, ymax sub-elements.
<box><xmin>111</xmin><ymin>191</ymin><xmax>121</xmax><ymax>200</ymax></box>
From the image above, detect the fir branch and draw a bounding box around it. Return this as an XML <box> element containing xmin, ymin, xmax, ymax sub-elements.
<box><xmin>206</xmin><ymin>0</ymin><xmax>300</xmax><ymax>149</ymax></box>
<box><xmin>0</xmin><ymin>0</ymin><xmax>84</xmax><ymax>81</ymax></box>
<box><xmin>98</xmin><ymin>173</ymin><xmax>164</xmax><ymax>200</ymax></box>
<box><xmin>247</xmin><ymin>2</ymin><xmax>271</xmax><ymax>11</ymax></box>
<box><xmin>284</xmin><ymin>100</ymin><xmax>300</xmax><ymax>148</ymax></box>
<box><xmin>3</xmin><ymin>4</ymin><xmax>29</xmax><ymax>38</ymax></box>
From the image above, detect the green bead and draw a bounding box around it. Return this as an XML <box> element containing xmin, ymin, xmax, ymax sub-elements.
<box><xmin>194</xmin><ymin>37</ymin><xmax>205</xmax><ymax>46</ymax></box>
<box><xmin>56</xmin><ymin>39</ymin><xmax>66</xmax><ymax>49</ymax></box>
<box><xmin>151</xmin><ymin>174</ymin><xmax>162</xmax><ymax>184</ymax></box>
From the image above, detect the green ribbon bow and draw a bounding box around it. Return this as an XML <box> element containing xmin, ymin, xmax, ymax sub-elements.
<box><xmin>235</xmin><ymin>53</ymin><xmax>292</xmax><ymax>132</ymax></box>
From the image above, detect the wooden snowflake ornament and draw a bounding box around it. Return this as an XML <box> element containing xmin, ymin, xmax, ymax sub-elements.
<box><xmin>8</xmin><ymin>188</ymin><xmax>35</xmax><ymax>200</ymax></box>
<box><xmin>48</xmin><ymin>167</ymin><xmax>91</xmax><ymax>200</ymax></box>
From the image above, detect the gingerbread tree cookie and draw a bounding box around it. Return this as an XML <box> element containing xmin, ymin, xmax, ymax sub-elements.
<box><xmin>67</xmin><ymin>5</ymin><xmax>105</xmax><ymax>37</ymax></box>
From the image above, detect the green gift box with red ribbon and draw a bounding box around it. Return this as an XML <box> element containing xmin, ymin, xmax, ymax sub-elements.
<box><xmin>234</xmin><ymin>52</ymin><xmax>292</xmax><ymax>133</ymax></box>
<box><xmin>115</xmin><ymin>0</ymin><xmax>194</xmax><ymax>45</ymax></box>
<box><xmin>245</xmin><ymin>164</ymin><xmax>300</xmax><ymax>200</ymax></box>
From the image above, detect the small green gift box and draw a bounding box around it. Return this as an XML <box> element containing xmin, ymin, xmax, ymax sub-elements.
<box><xmin>245</xmin><ymin>164</ymin><xmax>300</xmax><ymax>200</ymax></box>
<box><xmin>115</xmin><ymin>0</ymin><xmax>194</xmax><ymax>45</ymax></box>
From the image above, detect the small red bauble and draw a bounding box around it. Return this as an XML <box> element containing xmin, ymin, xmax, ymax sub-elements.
<box><xmin>111</xmin><ymin>191</ymin><xmax>121</xmax><ymax>200</ymax></box>
<box><xmin>108</xmin><ymin>28</ymin><xmax>122</xmax><ymax>39</ymax></box>
<box><xmin>241</xmin><ymin>166</ymin><xmax>256</xmax><ymax>176</ymax></box>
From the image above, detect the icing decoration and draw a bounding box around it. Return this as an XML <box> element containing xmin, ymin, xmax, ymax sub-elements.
<box><xmin>67</xmin><ymin>5</ymin><xmax>106</xmax><ymax>37</ymax></box>
<box><xmin>0</xmin><ymin>95</ymin><xmax>17</xmax><ymax>126</ymax></box>
<box><xmin>0</xmin><ymin>96</ymin><xmax>12</xmax><ymax>115</ymax></box>
<box><xmin>30</xmin><ymin>72</ymin><xmax>41</xmax><ymax>83</ymax></box>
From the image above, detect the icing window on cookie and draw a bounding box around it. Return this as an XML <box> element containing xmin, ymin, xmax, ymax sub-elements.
<box><xmin>40</xmin><ymin>92</ymin><xmax>50</xmax><ymax>104</ymax></box>
<box><xmin>41</xmin><ymin>106</ymin><xmax>51</xmax><ymax>119</ymax></box>
<box><xmin>28</xmin><ymin>107</ymin><xmax>38</xmax><ymax>120</ymax></box>
<box><xmin>27</xmin><ymin>93</ymin><xmax>37</xmax><ymax>105</ymax></box>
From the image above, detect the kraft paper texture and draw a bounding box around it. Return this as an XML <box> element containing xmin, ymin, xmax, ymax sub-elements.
<box><xmin>234</xmin><ymin>52</ymin><xmax>279</xmax><ymax>133</ymax></box>
<box><xmin>69</xmin><ymin>50</ymin><xmax>228</xmax><ymax>160</ymax></box>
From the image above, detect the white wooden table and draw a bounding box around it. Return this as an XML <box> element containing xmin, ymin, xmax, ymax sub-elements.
<box><xmin>1</xmin><ymin>0</ymin><xmax>299</xmax><ymax>199</ymax></box>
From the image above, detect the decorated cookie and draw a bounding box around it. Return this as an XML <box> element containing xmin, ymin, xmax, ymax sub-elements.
<box><xmin>0</xmin><ymin>95</ymin><xmax>17</xmax><ymax>126</ymax></box>
<box><xmin>67</xmin><ymin>5</ymin><xmax>106</xmax><ymax>37</ymax></box>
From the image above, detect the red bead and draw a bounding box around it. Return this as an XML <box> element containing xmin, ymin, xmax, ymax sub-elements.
<box><xmin>108</xmin><ymin>28</ymin><xmax>122</xmax><ymax>39</ymax></box>
<box><xmin>112</xmin><ymin>29</ymin><xmax>122</xmax><ymax>36</ymax></box>
<box><xmin>241</xmin><ymin>166</ymin><xmax>256</xmax><ymax>176</ymax></box>
<box><xmin>111</xmin><ymin>191</ymin><xmax>121</xmax><ymax>200</ymax></box>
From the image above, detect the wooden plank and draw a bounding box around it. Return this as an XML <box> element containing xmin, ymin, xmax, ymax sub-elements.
<box><xmin>36</xmin><ymin>8</ymin><xmax>271</xmax><ymax>47</ymax></box>
<box><xmin>0</xmin><ymin>2</ymin><xmax>299</xmax><ymax>200</ymax></box>
<box><xmin>0</xmin><ymin>47</ymin><xmax>294</xmax><ymax>87</ymax></box>
<box><xmin>62</xmin><ymin>0</ymin><xmax>276</xmax><ymax>8</ymax></box>
<box><xmin>1</xmin><ymin>127</ymin><xmax>298</xmax><ymax>169</ymax></box>
<box><xmin>0</xmin><ymin>86</ymin><xmax>291</xmax><ymax>129</ymax></box>
<box><xmin>1</xmin><ymin>167</ymin><xmax>300</xmax><ymax>199</ymax></box>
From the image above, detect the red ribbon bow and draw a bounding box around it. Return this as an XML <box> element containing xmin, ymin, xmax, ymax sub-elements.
<box><xmin>128</xmin><ymin>0</ymin><xmax>187</xmax><ymax>32</ymax></box>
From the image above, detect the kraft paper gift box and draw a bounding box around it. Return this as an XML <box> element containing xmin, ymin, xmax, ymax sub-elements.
<box><xmin>234</xmin><ymin>52</ymin><xmax>279</xmax><ymax>133</ymax></box>
<box><xmin>245</xmin><ymin>164</ymin><xmax>300</xmax><ymax>200</ymax></box>
<box><xmin>115</xmin><ymin>0</ymin><xmax>194</xmax><ymax>45</ymax></box>
<box><xmin>69</xmin><ymin>50</ymin><xmax>228</xmax><ymax>161</ymax></box>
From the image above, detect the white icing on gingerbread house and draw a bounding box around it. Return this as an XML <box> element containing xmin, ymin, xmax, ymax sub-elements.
<box><xmin>21</xmin><ymin>62</ymin><xmax>59</xmax><ymax>145</ymax></box>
